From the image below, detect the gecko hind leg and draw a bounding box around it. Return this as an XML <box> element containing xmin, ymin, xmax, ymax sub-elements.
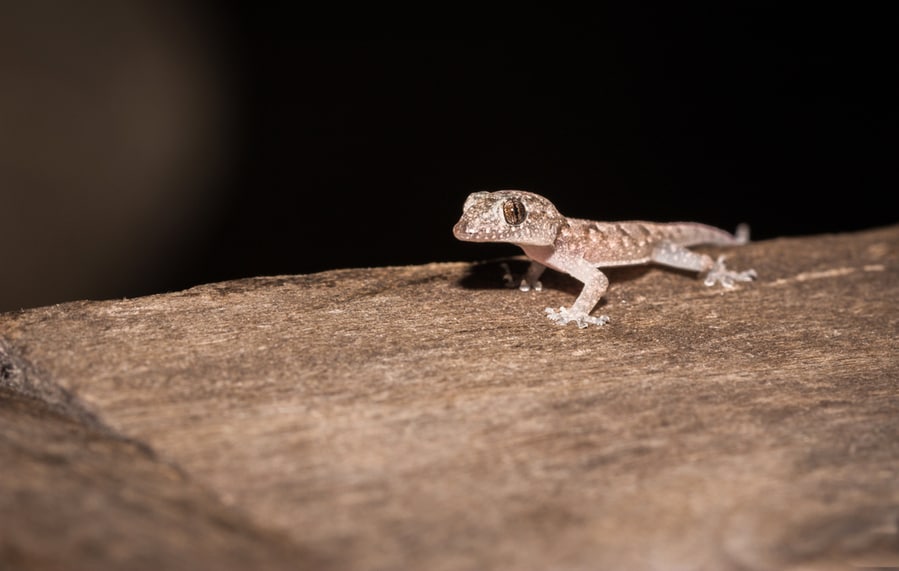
<box><xmin>651</xmin><ymin>242</ymin><xmax>756</xmax><ymax>289</ymax></box>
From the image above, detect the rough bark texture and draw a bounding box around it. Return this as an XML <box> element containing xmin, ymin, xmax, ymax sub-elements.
<box><xmin>2</xmin><ymin>225</ymin><xmax>898</xmax><ymax>571</ymax></box>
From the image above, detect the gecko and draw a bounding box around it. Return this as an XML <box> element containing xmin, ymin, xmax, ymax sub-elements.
<box><xmin>453</xmin><ymin>190</ymin><xmax>757</xmax><ymax>328</ymax></box>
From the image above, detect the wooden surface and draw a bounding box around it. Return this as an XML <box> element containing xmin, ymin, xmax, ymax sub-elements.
<box><xmin>2</xmin><ymin>225</ymin><xmax>898</xmax><ymax>570</ymax></box>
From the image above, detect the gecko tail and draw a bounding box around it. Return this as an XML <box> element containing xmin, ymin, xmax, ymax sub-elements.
<box><xmin>734</xmin><ymin>223</ymin><xmax>750</xmax><ymax>245</ymax></box>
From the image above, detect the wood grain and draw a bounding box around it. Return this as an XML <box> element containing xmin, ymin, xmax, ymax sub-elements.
<box><xmin>2</xmin><ymin>225</ymin><xmax>898</xmax><ymax>570</ymax></box>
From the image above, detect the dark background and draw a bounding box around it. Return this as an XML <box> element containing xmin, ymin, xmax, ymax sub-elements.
<box><xmin>2</xmin><ymin>5</ymin><xmax>895</xmax><ymax>311</ymax></box>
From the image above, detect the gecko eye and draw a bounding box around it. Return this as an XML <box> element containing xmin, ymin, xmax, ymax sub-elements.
<box><xmin>502</xmin><ymin>198</ymin><xmax>527</xmax><ymax>225</ymax></box>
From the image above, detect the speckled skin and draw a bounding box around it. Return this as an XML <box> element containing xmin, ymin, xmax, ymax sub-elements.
<box><xmin>453</xmin><ymin>190</ymin><xmax>756</xmax><ymax>328</ymax></box>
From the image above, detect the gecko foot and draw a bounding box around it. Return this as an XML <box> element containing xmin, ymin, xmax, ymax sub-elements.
<box><xmin>545</xmin><ymin>306</ymin><xmax>610</xmax><ymax>328</ymax></box>
<box><xmin>704</xmin><ymin>256</ymin><xmax>758</xmax><ymax>288</ymax></box>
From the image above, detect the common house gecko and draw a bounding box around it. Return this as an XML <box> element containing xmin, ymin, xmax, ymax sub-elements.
<box><xmin>453</xmin><ymin>190</ymin><xmax>757</xmax><ymax>328</ymax></box>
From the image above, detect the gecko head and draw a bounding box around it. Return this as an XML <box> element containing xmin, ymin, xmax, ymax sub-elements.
<box><xmin>452</xmin><ymin>190</ymin><xmax>562</xmax><ymax>246</ymax></box>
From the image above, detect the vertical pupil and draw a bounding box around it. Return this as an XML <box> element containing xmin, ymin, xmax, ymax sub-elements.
<box><xmin>502</xmin><ymin>199</ymin><xmax>526</xmax><ymax>225</ymax></box>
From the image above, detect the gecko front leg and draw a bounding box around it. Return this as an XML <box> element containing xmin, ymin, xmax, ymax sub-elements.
<box><xmin>519</xmin><ymin>261</ymin><xmax>545</xmax><ymax>292</ymax></box>
<box><xmin>544</xmin><ymin>262</ymin><xmax>611</xmax><ymax>328</ymax></box>
<box><xmin>499</xmin><ymin>261</ymin><xmax>545</xmax><ymax>291</ymax></box>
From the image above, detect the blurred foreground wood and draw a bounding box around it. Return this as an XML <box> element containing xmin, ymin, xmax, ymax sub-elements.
<box><xmin>2</xmin><ymin>225</ymin><xmax>898</xmax><ymax>571</ymax></box>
